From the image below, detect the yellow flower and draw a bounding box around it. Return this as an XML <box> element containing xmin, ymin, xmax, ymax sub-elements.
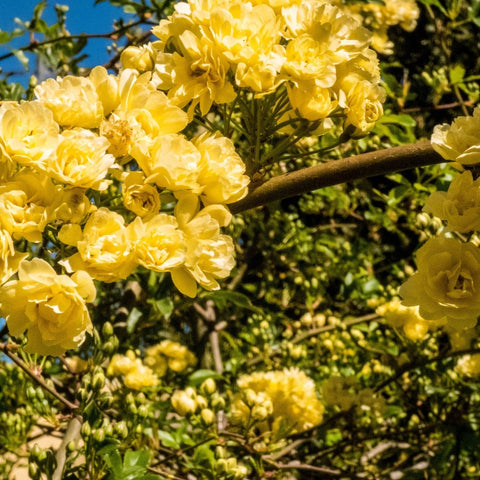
<box><xmin>108</xmin><ymin>350</ymin><xmax>159</xmax><ymax>389</ymax></box>
<box><xmin>171</xmin><ymin>387</ymin><xmax>200</xmax><ymax>416</ymax></box>
<box><xmin>53</xmin><ymin>187</ymin><xmax>96</xmax><ymax>224</ymax></box>
<box><xmin>194</xmin><ymin>132</ymin><xmax>249</xmax><ymax>205</ymax></box>
<box><xmin>59</xmin><ymin>208</ymin><xmax>137</xmax><ymax>282</ymax></box>
<box><xmin>283</xmin><ymin>34</ymin><xmax>336</xmax><ymax>84</ymax></box>
<box><xmin>122</xmin><ymin>171</ymin><xmax>161</xmax><ymax>218</ymax></box>
<box><xmin>342</xmin><ymin>79</ymin><xmax>385</xmax><ymax>134</ymax></box>
<box><xmin>0</xmin><ymin>169</ymin><xmax>59</xmax><ymax>242</ymax></box>
<box><xmin>400</xmin><ymin>236</ymin><xmax>480</xmax><ymax>329</ymax></box>
<box><xmin>376</xmin><ymin>299</ymin><xmax>444</xmax><ymax>341</ymax></box>
<box><xmin>431</xmin><ymin>107</ymin><xmax>480</xmax><ymax>166</ymax></box>
<box><xmin>131</xmin><ymin>213</ymin><xmax>186</xmax><ymax>272</ymax></box>
<box><xmin>456</xmin><ymin>354</ymin><xmax>480</xmax><ymax>378</ymax></box>
<box><xmin>0</xmin><ymin>258</ymin><xmax>95</xmax><ymax>356</ymax></box>
<box><xmin>145</xmin><ymin>340</ymin><xmax>197</xmax><ymax>375</ymax></box>
<box><xmin>102</xmin><ymin>69</ymin><xmax>188</xmax><ymax>158</ymax></box>
<box><xmin>47</xmin><ymin>128</ymin><xmax>115</xmax><ymax>190</ymax></box>
<box><xmin>133</xmin><ymin>134</ymin><xmax>202</xmax><ymax>193</ymax></box>
<box><xmin>88</xmin><ymin>66</ymin><xmax>120</xmax><ymax>117</ymax></box>
<box><xmin>287</xmin><ymin>80</ymin><xmax>337</xmax><ymax>121</ymax></box>
<box><xmin>120</xmin><ymin>44</ymin><xmax>156</xmax><ymax>72</ymax></box>
<box><xmin>234</xmin><ymin>368</ymin><xmax>324</xmax><ymax>438</ymax></box>
<box><xmin>282</xmin><ymin>2</ymin><xmax>371</xmax><ymax>62</ymax></box>
<box><xmin>424</xmin><ymin>171</ymin><xmax>480</xmax><ymax>233</ymax></box>
<box><xmin>0</xmin><ymin>101</ymin><xmax>59</xmax><ymax>169</ymax></box>
<box><xmin>34</xmin><ymin>75</ymin><xmax>104</xmax><ymax>128</ymax></box>
<box><xmin>171</xmin><ymin>194</ymin><xmax>234</xmax><ymax>297</ymax></box>
<box><xmin>159</xmin><ymin>30</ymin><xmax>236</xmax><ymax>116</ymax></box>
<box><xmin>0</xmin><ymin>230</ymin><xmax>28</xmax><ymax>285</ymax></box>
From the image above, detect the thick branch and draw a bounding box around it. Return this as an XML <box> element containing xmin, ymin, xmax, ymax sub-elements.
<box><xmin>230</xmin><ymin>141</ymin><xmax>445</xmax><ymax>214</ymax></box>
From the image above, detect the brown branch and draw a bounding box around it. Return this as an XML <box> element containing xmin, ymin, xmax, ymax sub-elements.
<box><xmin>230</xmin><ymin>141</ymin><xmax>445</xmax><ymax>214</ymax></box>
<box><xmin>0</xmin><ymin>343</ymin><xmax>78</xmax><ymax>411</ymax></box>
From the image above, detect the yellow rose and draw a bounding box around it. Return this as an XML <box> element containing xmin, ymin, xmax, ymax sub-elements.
<box><xmin>120</xmin><ymin>44</ymin><xmax>155</xmax><ymax>72</ymax></box>
<box><xmin>107</xmin><ymin>350</ymin><xmax>138</xmax><ymax>376</ymax></box>
<box><xmin>53</xmin><ymin>187</ymin><xmax>96</xmax><ymax>224</ymax></box>
<box><xmin>0</xmin><ymin>101</ymin><xmax>59</xmax><ymax>169</ymax></box>
<box><xmin>131</xmin><ymin>213</ymin><xmax>186</xmax><ymax>272</ymax></box>
<box><xmin>122</xmin><ymin>171</ymin><xmax>161</xmax><ymax>217</ymax></box>
<box><xmin>145</xmin><ymin>340</ymin><xmax>197</xmax><ymax>375</ymax></box>
<box><xmin>59</xmin><ymin>208</ymin><xmax>138</xmax><ymax>282</ymax></box>
<box><xmin>400</xmin><ymin>236</ymin><xmax>480</xmax><ymax>329</ymax></box>
<box><xmin>0</xmin><ymin>169</ymin><xmax>59</xmax><ymax>242</ymax></box>
<box><xmin>133</xmin><ymin>133</ymin><xmax>202</xmax><ymax>193</ymax></box>
<box><xmin>171</xmin><ymin>194</ymin><xmax>234</xmax><ymax>297</ymax></box>
<box><xmin>287</xmin><ymin>80</ymin><xmax>337</xmax><ymax>121</ymax></box>
<box><xmin>0</xmin><ymin>258</ymin><xmax>95</xmax><ymax>356</ymax></box>
<box><xmin>47</xmin><ymin>128</ymin><xmax>115</xmax><ymax>190</ymax></box>
<box><xmin>89</xmin><ymin>66</ymin><xmax>120</xmax><ymax>116</ymax></box>
<box><xmin>34</xmin><ymin>75</ymin><xmax>103</xmax><ymax>128</ymax></box>
<box><xmin>424</xmin><ymin>171</ymin><xmax>480</xmax><ymax>233</ymax></box>
<box><xmin>194</xmin><ymin>132</ymin><xmax>250</xmax><ymax>205</ymax></box>
<box><xmin>235</xmin><ymin>368</ymin><xmax>324</xmax><ymax>438</ymax></box>
<box><xmin>124</xmin><ymin>363</ymin><xmax>159</xmax><ymax>390</ymax></box>
<box><xmin>0</xmin><ymin>230</ymin><xmax>28</xmax><ymax>285</ymax></box>
<box><xmin>431</xmin><ymin>107</ymin><xmax>480</xmax><ymax>166</ymax></box>
<box><xmin>171</xmin><ymin>388</ymin><xmax>199</xmax><ymax>416</ymax></box>
<box><xmin>342</xmin><ymin>79</ymin><xmax>385</xmax><ymax>134</ymax></box>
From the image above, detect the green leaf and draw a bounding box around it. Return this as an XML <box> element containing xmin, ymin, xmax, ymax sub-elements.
<box><xmin>202</xmin><ymin>290</ymin><xmax>260</xmax><ymax>311</ymax></box>
<box><xmin>157</xmin><ymin>430</ymin><xmax>180</xmax><ymax>449</ymax></box>
<box><xmin>449</xmin><ymin>65</ymin><xmax>466</xmax><ymax>84</ymax></box>
<box><xmin>11</xmin><ymin>49</ymin><xmax>29</xmax><ymax>70</ymax></box>
<box><xmin>188</xmin><ymin>369</ymin><xmax>223</xmax><ymax>386</ymax></box>
<box><xmin>127</xmin><ymin>307</ymin><xmax>142</xmax><ymax>334</ymax></box>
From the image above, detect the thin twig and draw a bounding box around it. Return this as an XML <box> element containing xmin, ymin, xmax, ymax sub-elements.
<box><xmin>0</xmin><ymin>343</ymin><xmax>78</xmax><ymax>411</ymax></box>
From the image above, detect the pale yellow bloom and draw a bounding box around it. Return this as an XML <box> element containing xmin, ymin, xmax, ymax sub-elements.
<box><xmin>59</xmin><ymin>208</ymin><xmax>138</xmax><ymax>282</ymax></box>
<box><xmin>342</xmin><ymin>80</ymin><xmax>385</xmax><ymax>134</ymax></box>
<box><xmin>376</xmin><ymin>299</ymin><xmax>444</xmax><ymax>341</ymax></box>
<box><xmin>194</xmin><ymin>132</ymin><xmax>249</xmax><ymax>205</ymax></box>
<box><xmin>0</xmin><ymin>101</ymin><xmax>59</xmax><ymax>169</ymax></box>
<box><xmin>456</xmin><ymin>354</ymin><xmax>480</xmax><ymax>378</ymax></box>
<box><xmin>122</xmin><ymin>171</ymin><xmax>161</xmax><ymax>217</ymax></box>
<box><xmin>171</xmin><ymin>387</ymin><xmax>201</xmax><ymax>416</ymax></box>
<box><xmin>34</xmin><ymin>75</ymin><xmax>103</xmax><ymax>128</ymax></box>
<box><xmin>108</xmin><ymin>350</ymin><xmax>159</xmax><ymax>390</ymax></box>
<box><xmin>53</xmin><ymin>187</ymin><xmax>96</xmax><ymax>224</ymax></box>
<box><xmin>89</xmin><ymin>66</ymin><xmax>120</xmax><ymax>117</ymax></box>
<box><xmin>0</xmin><ymin>230</ymin><xmax>28</xmax><ymax>285</ymax></box>
<box><xmin>131</xmin><ymin>214</ymin><xmax>186</xmax><ymax>272</ymax></box>
<box><xmin>0</xmin><ymin>258</ymin><xmax>95</xmax><ymax>356</ymax></box>
<box><xmin>171</xmin><ymin>194</ymin><xmax>234</xmax><ymax>297</ymax></box>
<box><xmin>47</xmin><ymin>128</ymin><xmax>115</xmax><ymax>190</ymax></box>
<box><xmin>424</xmin><ymin>171</ymin><xmax>480</xmax><ymax>233</ymax></box>
<box><xmin>282</xmin><ymin>2</ymin><xmax>371</xmax><ymax>62</ymax></box>
<box><xmin>121</xmin><ymin>44</ymin><xmax>156</xmax><ymax>72</ymax></box>
<box><xmin>287</xmin><ymin>80</ymin><xmax>337</xmax><ymax>121</ymax></box>
<box><xmin>145</xmin><ymin>340</ymin><xmax>197</xmax><ymax>376</ymax></box>
<box><xmin>133</xmin><ymin>133</ymin><xmax>202</xmax><ymax>193</ymax></box>
<box><xmin>400</xmin><ymin>236</ymin><xmax>480</xmax><ymax>329</ymax></box>
<box><xmin>233</xmin><ymin>368</ymin><xmax>324</xmax><ymax>438</ymax></box>
<box><xmin>0</xmin><ymin>169</ymin><xmax>59</xmax><ymax>242</ymax></box>
<box><xmin>431</xmin><ymin>107</ymin><xmax>480</xmax><ymax>166</ymax></box>
<box><xmin>102</xmin><ymin>69</ymin><xmax>188</xmax><ymax>158</ymax></box>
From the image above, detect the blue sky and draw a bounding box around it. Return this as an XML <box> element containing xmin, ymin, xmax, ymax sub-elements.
<box><xmin>0</xmin><ymin>0</ymin><xmax>139</xmax><ymax>83</ymax></box>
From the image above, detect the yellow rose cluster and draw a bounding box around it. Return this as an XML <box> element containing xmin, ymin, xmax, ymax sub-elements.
<box><xmin>122</xmin><ymin>0</ymin><xmax>386</xmax><ymax>133</ymax></box>
<box><xmin>0</xmin><ymin>60</ymin><xmax>250</xmax><ymax>355</ymax></box>
<box><xmin>230</xmin><ymin>368</ymin><xmax>324</xmax><ymax>439</ymax></box>
<box><xmin>334</xmin><ymin>0</ymin><xmax>420</xmax><ymax>55</ymax></box>
<box><xmin>400</xmin><ymin>106</ymin><xmax>480</xmax><ymax>332</ymax></box>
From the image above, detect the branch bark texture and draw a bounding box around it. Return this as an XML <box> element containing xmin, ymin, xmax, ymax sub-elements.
<box><xmin>230</xmin><ymin>141</ymin><xmax>445</xmax><ymax>214</ymax></box>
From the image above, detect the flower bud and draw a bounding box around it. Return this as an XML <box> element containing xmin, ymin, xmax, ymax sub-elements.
<box><xmin>200</xmin><ymin>378</ymin><xmax>216</xmax><ymax>396</ymax></box>
<box><xmin>200</xmin><ymin>408</ymin><xmax>215</xmax><ymax>425</ymax></box>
